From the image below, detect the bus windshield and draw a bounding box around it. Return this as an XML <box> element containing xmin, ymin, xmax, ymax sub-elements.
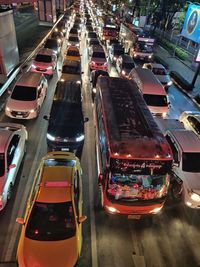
<box><xmin>107</xmin><ymin>172</ymin><xmax>168</xmax><ymax>201</ymax></box>
<box><xmin>135</xmin><ymin>42</ymin><xmax>154</xmax><ymax>53</ymax></box>
<box><xmin>107</xmin><ymin>158</ymin><xmax>171</xmax><ymax>200</ymax></box>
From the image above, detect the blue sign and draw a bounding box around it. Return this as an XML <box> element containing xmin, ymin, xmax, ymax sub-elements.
<box><xmin>181</xmin><ymin>4</ymin><xmax>200</xmax><ymax>43</ymax></box>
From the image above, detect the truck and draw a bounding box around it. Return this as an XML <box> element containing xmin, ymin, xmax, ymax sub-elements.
<box><xmin>119</xmin><ymin>22</ymin><xmax>155</xmax><ymax>61</ymax></box>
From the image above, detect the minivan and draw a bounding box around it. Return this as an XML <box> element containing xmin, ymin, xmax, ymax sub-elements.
<box><xmin>129</xmin><ymin>67</ymin><xmax>169</xmax><ymax>117</ymax></box>
<box><xmin>44</xmin><ymin>81</ymin><xmax>89</xmax><ymax>157</ymax></box>
<box><xmin>5</xmin><ymin>72</ymin><xmax>48</xmax><ymax>119</ymax></box>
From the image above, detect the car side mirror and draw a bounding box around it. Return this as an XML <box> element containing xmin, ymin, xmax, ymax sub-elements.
<box><xmin>16</xmin><ymin>217</ymin><xmax>25</xmax><ymax>225</ymax></box>
<box><xmin>7</xmin><ymin>89</ymin><xmax>12</xmax><ymax>94</ymax></box>
<box><xmin>84</xmin><ymin>117</ymin><xmax>89</xmax><ymax>123</ymax></box>
<box><xmin>173</xmin><ymin>162</ymin><xmax>179</xmax><ymax>168</ymax></box>
<box><xmin>78</xmin><ymin>215</ymin><xmax>87</xmax><ymax>224</ymax></box>
<box><xmin>43</xmin><ymin>115</ymin><xmax>49</xmax><ymax>121</ymax></box>
<box><xmin>9</xmin><ymin>164</ymin><xmax>16</xmax><ymax>170</ymax></box>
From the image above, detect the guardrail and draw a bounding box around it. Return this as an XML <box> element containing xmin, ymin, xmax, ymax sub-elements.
<box><xmin>0</xmin><ymin>14</ymin><xmax>64</xmax><ymax>97</ymax></box>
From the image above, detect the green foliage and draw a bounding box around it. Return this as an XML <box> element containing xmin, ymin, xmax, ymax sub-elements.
<box><xmin>157</xmin><ymin>37</ymin><xmax>188</xmax><ymax>61</ymax></box>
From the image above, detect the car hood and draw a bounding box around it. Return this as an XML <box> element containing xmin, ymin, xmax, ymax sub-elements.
<box><xmin>176</xmin><ymin>170</ymin><xmax>200</xmax><ymax>193</ymax></box>
<box><xmin>19</xmin><ymin>236</ymin><xmax>78</xmax><ymax>267</ymax></box>
<box><xmin>60</xmin><ymin>74</ymin><xmax>81</xmax><ymax>82</ymax></box>
<box><xmin>6</xmin><ymin>99</ymin><xmax>37</xmax><ymax>111</ymax></box>
<box><xmin>33</xmin><ymin>61</ymin><xmax>52</xmax><ymax>68</ymax></box>
<box><xmin>156</xmin><ymin>75</ymin><xmax>170</xmax><ymax>84</ymax></box>
<box><xmin>48</xmin><ymin>123</ymin><xmax>84</xmax><ymax>139</ymax></box>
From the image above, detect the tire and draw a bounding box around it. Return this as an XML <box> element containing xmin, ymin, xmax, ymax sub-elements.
<box><xmin>7</xmin><ymin>183</ymin><xmax>13</xmax><ymax>200</ymax></box>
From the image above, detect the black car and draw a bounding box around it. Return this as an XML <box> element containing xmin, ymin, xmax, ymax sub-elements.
<box><xmin>90</xmin><ymin>70</ymin><xmax>109</xmax><ymax>101</ymax></box>
<box><xmin>55</xmin><ymin>20</ymin><xmax>66</xmax><ymax>35</ymax></box>
<box><xmin>51</xmin><ymin>31</ymin><xmax>64</xmax><ymax>45</ymax></box>
<box><xmin>44</xmin><ymin>81</ymin><xmax>88</xmax><ymax>157</ymax></box>
<box><xmin>44</xmin><ymin>38</ymin><xmax>61</xmax><ymax>55</ymax></box>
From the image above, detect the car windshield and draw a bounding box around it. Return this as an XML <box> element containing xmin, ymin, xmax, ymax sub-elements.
<box><xmin>70</xmin><ymin>29</ymin><xmax>78</xmax><ymax>34</ymax></box>
<box><xmin>136</xmin><ymin>42</ymin><xmax>154</xmax><ymax>53</ymax></box>
<box><xmin>123</xmin><ymin>62</ymin><xmax>135</xmax><ymax>69</ymax></box>
<box><xmin>44</xmin><ymin>39</ymin><xmax>58</xmax><ymax>48</ymax></box>
<box><xmin>114</xmin><ymin>49</ymin><xmax>124</xmax><ymax>55</ymax></box>
<box><xmin>69</xmin><ymin>36</ymin><xmax>79</xmax><ymax>42</ymax></box>
<box><xmin>25</xmin><ymin>202</ymin><xmax>76</xmax><ymax>241</ymax></box>
<box><xmin>88</xmin><ymin>32</ymin><xmax>97</xmax><ymax>38</ymax></box>
<box><xmin>67</xmin><ymin>50</ymin><xmax>80</xmax><ymax>56</ymax></box>
<box><xmin>0</xmin><ymin>153</ymin><xmax>5</xmax><ymax>177</ymax></box>
<box><xmin>152</xmin><ymin>68</ymin><xmax>167</xmax><ymax>75</ymax></box>
<box><xmin>35</xmin><ymin>54</ymin><xmax>52</xmax><ymax>63</ymax></box>
<box><xmin>143</xmin><ymin>94</ymin><xmax>168</xmax><ymax>107</ymax></box>
<box><xmin>107</xmin><ymin>172</ymin><xmax>168</xmax><ymax>201</ymax></box>
<box><xmin>182</xmin><ymin>152</ymin><xmax>200</xmax><ymax>172</ymax></box>
<box><xmin>62</xmin><ymin>64</ymin><xmax>80</xmax><ymax>74</ymax></box>
<box><xmin>11</xmin><ymin>86</ymin><xmax>37</xmax><ymax>101</ymax></box>
<box><xmin>92</xmin><ymin>52</ymin><xmax>105</xmax><ymax>58</ymax></box>
<box><xmin>89</xmin><ymin>40</ymin><xmax>99</xmax><ymax>46</ymax></box>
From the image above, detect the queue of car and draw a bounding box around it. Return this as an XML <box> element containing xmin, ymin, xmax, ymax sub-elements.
<box><xmin>1</xmin><ymin>0</ymin><xmax>200</xmax><ymax>266</ymax></box>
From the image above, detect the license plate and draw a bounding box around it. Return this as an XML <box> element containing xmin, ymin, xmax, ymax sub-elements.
<box><xmin>16</xmin><ymin>115</ymin><xmax>23</xmax><ymax>118</ymax></box>
<box><xmin>61</xmin><ymin>148</ymin><xmax>69</xmax><ymax>151</ymax></box>
<box><xmin>128</xmin><ymin>214</ymin><xmax>141</xmax><ymax>220</ymax></box>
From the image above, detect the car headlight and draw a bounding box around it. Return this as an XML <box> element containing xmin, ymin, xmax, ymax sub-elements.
<box><xmin>190</xmin><ymin>192</ymin><xmax>200</xmax><ymax>202</ymax></box>
<box><xmin>92</xmin><ymin>88</ymin><xmax>96</xmax><ymax>93</ymax></box>
<box><xmin>133</xmin><ymin>54</ymin><xmax>137</xmax><ymax>58</ymax></box>
<box><xmin>31</xmin><ymin>64</ymin><xmax>37</xmax><ymax>69</ymax></box>
<box><xmin>167</xmin><ymin>80</ymin><xmax>173</xmax><ymax>86</ymax></box>
<box><xmin>76</xmin><ymin>80</ymin><xmax>81</xmax><ymax>84</ymax></box>
<box><xmin>104</xmin><ymin>62</ymin><xmax>108</xmax><ymax>66</ymax></box>
<box><xmin>113</xmin><ymin>56</ymin><xmax>117</xmax><ymax>61</ymax></box>
<box><xmin>148</xmin><ymin>55</ymin><xmax>152</xmax><ymax>59</ymax></box>
<box><xmin>162</xmin><ymin>112</ymin><xmax>167</xmax><ymax>118</ymax></box>
<box><xmin>75</xmin><ymin>43</ymin><xmax>79</xmax><ymax>47</ymax></box>
<box><xmin>76</xmin><ymin>134</ymin><xmax>84</xmax><ymax>142</ymax></box>
<box><xmin>122</xmin><ymin>70</ymin><xmax>126</xmax><ymax>75</ymax></box>
<box><xmin>30</xmin><ymin>108</ymin><xmax>37</xmax><ymax>113</ymax></box>
<box><xmin>68</xmin><ymin>42</ymin><xmax>71</xmax><ymax>46</ymax></box>
<box><xmin>47</xmin><ymin>133</ymin><xmax>56</xmax><ymax>141</ymax></box>
<box><xmin>6</xmin><ymin>107</ymin><xmax>10</xmax><ymax>111</ymax></box>
<box><xmin>47</xmin><ymin>66</ymin><xmax>53</xmax><ymax>70</ymax></box>
<box><xmin>57</xmin><ymin>38</ymin><xmax>61</xmax><ymax>43</ymax></box>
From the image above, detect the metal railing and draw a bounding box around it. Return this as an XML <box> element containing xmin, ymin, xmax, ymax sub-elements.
<box><xmin>0</xmin><ymin>14</ymin><xmax>64</xmax><ymax>97</ymax></box>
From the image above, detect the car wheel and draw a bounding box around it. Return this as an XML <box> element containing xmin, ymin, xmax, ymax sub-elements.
<box><xmin>7</xmin><ymin>183</ymin><xmax>13</xmax><ymax>200</ymax></box>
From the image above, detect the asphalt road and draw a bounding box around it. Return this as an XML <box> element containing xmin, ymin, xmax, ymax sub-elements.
<box><xmin>0</xmin><ymin>14</ymin><xmax>200</xmax><ymax>267</ymax></box>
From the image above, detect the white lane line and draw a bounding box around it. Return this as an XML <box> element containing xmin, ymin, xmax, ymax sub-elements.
<box><xmin>129</xmin><ymin>223</ymin><xmax>146</xmax><ymax>267</ymax></box>
<box><xmin>3</xmin><ymin>124</ymin><xmax>47</xmax><ymax>261</ymax></box>
<box><xmin>86</xmin><ymin>123</ymin><xmax>98</xmax><ymax>267</ymax></box>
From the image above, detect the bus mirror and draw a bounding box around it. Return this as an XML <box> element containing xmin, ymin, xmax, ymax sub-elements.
<box><xmin>98</xmin><ymin>173</ymin><xmax>103</xmax><ymax>185</ymax></box>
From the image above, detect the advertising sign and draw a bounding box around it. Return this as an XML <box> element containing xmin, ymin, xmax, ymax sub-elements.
<box><xmin>181</xmin><ymin>4</ymin><xmax>200</xmax><ymax>43</ymax></box>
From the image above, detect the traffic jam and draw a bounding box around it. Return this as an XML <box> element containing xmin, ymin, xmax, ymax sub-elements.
<box><xmin>1</xmin><ymin>0</ymin><xmax>200</xmax><ymax>266</ymax></box>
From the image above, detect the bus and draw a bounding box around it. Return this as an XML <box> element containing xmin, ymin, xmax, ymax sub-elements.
<box><xmin>94</xmin><ymin>77</ymin><xmax>173</xmax><ymax>218</ymax></box>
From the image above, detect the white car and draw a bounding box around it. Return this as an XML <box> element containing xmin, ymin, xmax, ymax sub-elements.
<box><xmin>31</xmin><ymin>48</ymin><xmax>57</xmax><ymax>78</ymax></box>
<box><xmin>143</xmin><ymin>63</ymin><xmax>172</xmax><ymax>89</ymax></box>
<box><xmin>5</xmin><ymin>72</ymin><xmax>48</xmax><ymax>119</ymax></box>
<box><xmin>0</xmin><ymin>123</ymin><xmax>28</xmax><ymax>210</ymax></box>
<box><xmin>180</xmin><ymin>111</ymin><xmax>200</xmax><ymax>138</ymax></box>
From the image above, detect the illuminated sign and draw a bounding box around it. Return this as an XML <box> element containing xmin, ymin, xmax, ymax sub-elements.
<box><xmin>181</xmin><ymin>4</ymin><xmax>200</xmax><ymax>43</ymax></box>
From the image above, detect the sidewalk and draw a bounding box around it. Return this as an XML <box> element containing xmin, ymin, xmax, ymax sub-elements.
<box><xmin>155</xmin><ymin>45</ymin><xmax>200</xmax><ymax>100</ymax></box>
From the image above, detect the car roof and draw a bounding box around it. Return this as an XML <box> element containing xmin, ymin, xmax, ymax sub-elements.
<box><xmin>16</xmin><ymin>72</ymin><xmax>43</xmax><ymax>87</ymax></box>
<box><xmin>148</xmin><ymin>63</ymin><xmax>165</xmax><ymax>69</ymax></box>
<box><xmin>0</xmin><ymin>130</ymin><xmax>13</xmax><ymax>153</ymax></box>
<box><xmin>54</xmin><ymin>81</ymin><xmax>82</xmax><ymax>103</ymax></box>
<box><xmin>129</xmin><ymin>67</ymin><xmax>166</xmax><ymax>95</ymax></box>
<box><xmin>36</xmin><ymin>162</ymin><xmax>74</xmax><ymax>203</ymax></box>
<box><xmin>168</xmin><ymin>129</ymin><xmax>200</xmax><ymax>152</ymax></box>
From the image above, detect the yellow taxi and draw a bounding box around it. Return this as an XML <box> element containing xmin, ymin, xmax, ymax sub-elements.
<box><xmin>65</xmin><ymin>46</ymin><xmax>81</xmax><ymax>61</ymax></box>
<box><xmin>16</xmin><ymin>151</ymin><xmax>86</xmax><ymax>267</ymax></box>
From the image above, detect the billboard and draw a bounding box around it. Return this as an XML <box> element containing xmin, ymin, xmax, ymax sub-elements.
<box><xmin>181</xmin><ymin>4</ymin><xmax>200</xmax><ymax>44</ymax></box>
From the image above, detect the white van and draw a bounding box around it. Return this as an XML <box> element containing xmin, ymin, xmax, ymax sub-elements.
<box><xmin>165</xmin><ymin>129</ymin><xmax>200</xmax><ymax>208</ymax></box>
<box><xmin>129</xmin><ymin>67</ymin><xmax>169</xmax><ymax>117</ymax></box>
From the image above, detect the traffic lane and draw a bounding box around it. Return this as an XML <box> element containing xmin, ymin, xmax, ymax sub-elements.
<box><xmin>167</xmin><ymin>84</ymin><xmax>200</xmax><ymax>119</ymax></box>
<box><xmin>0</xmin><ymin>63</ymin><xmax>61</xmax><ymax>263</ymax></box>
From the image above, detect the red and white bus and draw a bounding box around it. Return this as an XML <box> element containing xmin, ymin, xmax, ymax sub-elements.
<box><xmin>94</xmin><ymin>77</ymin><xmax>173</xmax><ymax>218</ymax></box>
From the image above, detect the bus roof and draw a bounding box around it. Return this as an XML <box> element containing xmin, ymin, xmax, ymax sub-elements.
<box><xmin>97</xmin><ymin>77</ymin><xmax>172</xmax><ymax>159</ymax></box>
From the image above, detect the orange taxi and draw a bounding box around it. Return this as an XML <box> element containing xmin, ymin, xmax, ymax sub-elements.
<box><xmin>65</xmin><ymin>46</ymin><xmax>81</xmax><ymax>61</ymax></box>
<box><xmin>16</xmin><ymin>151</ymin><xmax>86</xmax><ymax>267</ymax></box>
